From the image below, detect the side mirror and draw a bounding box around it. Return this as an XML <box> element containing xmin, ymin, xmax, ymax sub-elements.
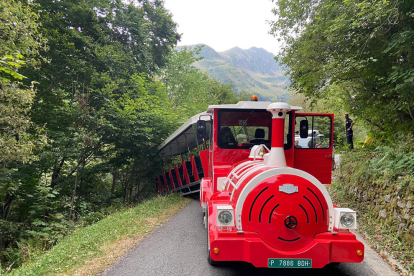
<box><xmin>197</xmin><ymin>120</ymin><xmax>207</xmax><ymax>140</ymax></box>
<box><xmin>300</xmin><ymin>120</ymin><xmax>308</xmax><ymax>138</ymax></box>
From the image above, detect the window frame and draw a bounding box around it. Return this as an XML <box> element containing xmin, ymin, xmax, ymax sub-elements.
<box><xmin>294</xmin><ymin>115</ymin><xmax>332</xmax><ymax>150</ymax></box>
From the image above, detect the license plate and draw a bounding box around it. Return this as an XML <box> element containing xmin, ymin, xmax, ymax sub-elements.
<box><xmin>268</xmin><ymin>258</ymin><xmax>312</xmax><ymax>268</ymax></box>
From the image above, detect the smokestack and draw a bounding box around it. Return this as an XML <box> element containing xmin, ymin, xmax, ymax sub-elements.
<box><xmin>266</xmin><ymin>102</ymin><xmax>291</xmax><ymax>167</ymax></box>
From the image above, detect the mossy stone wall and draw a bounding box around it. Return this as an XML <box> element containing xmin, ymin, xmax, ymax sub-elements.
<box><xmin>333</xmin><ymin>154</ymin><xmax>414</xmax><ymax>246</ymax></box>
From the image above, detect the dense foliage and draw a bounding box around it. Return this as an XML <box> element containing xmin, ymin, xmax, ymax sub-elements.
<box><xmin>0</xmin><ymin>0</ymin><xmax>240</xmax><ymax>271</ymax></box>
<box><xmin>270</xmin><ymin>0</ymin><xmax>414</xmax><ymax>137</ymax></box>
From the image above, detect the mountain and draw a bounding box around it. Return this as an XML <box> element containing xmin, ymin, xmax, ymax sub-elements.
<box><xmin>182</xmin><ymin>44</ymin><xmax>290</xmax><ymax>101</ymax></box>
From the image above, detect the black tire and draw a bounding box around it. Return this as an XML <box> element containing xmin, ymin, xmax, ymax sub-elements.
<box><xmin>324</xmin><ymin>262</ymin><xmax>341</xmax><ymax>270</ymax></box>
<box><xmin>208</xmin><ymin>252</ymin><xmax>221</xmax><ymax>266</ymax></box>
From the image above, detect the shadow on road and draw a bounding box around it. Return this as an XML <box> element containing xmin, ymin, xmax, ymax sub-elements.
<box><xmin>211</xmin><ymin>262</ymin><xmax>351</xmax><ymax>276</ymax></box>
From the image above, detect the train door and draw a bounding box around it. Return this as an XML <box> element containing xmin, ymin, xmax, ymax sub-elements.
<box><xmin>293</xmin><ymin>114</ymin><xmax>334</xmax><ymax>184</ymax></box>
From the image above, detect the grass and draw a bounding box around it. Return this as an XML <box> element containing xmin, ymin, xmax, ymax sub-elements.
<box><xmin>6</xmin><ymin>194</ymin><xmax>192</xmax><ymax>276</ymax></box>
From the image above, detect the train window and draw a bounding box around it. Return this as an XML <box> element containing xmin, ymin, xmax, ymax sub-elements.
<box><xmin>217</xmin><ymin>109</ymin><xmax>272</xmax><ymax>149</ymax></box>
<box><xmin>294</xmin><ymin>115</ymin><xmax>332</xmax><ymax>149</ymax></box>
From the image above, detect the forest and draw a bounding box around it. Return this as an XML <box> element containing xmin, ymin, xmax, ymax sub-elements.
<box><xmin>270</xmin><ymin>0</ymin><xmax>414</xmax><ymax>136</ymax></box>
<box><xmin>1</xmin><ymin>0</ymin><xmax>414</xmax><ymax>273</ymax></box>
<box><xmin>0</xmin><ymin>0</ymin><xmax>244</xmax><ymax>270</ymax></box>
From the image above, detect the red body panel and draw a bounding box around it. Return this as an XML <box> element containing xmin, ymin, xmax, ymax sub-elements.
<box><xmin>294</xmin><ymin>148</ymin><xmax>333</xmax><ymax>184</ymax></box>
<box><xmin>240</xmin><ymin>174</ymin><xmax>329</xmax><ymax>251</ymax></box>
<box><xmin>212</xmin><ymin>148</ymin><xmax>251</xmax><ymax>189</ymax></box>
<box><xmin>200</xmin><ymin>150</ymin><xmax>209</xmax><ymax>177</ymax></box>
<box><xmin>209</xmin><ymin>232</ymin><xmax>364</xmax><ymax>268</ymax></box>
<box><xmin>293</xmin><ymin>113</ymin><xmax>334</xmax><ymax>184</ymax></box>
<box><xmin>208</xmin><ymin>202</ymin><xmax>364</xmax><ymax>268</ymax></box>
<box><xmin>200</xmin><ymin>178</ymin><xmax>212</xmax><ymax>208</ymax></box>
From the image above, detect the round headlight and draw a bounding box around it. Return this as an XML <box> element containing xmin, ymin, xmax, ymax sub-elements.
<box><xmin>340</xmin><ymin>213</ymin><xmax>355</xmax><ymax>228</ymax></box>
<box><xmin>218</xmin><ymin>210</ymin><xmax>233</xmax><ymax>225</ymax></box>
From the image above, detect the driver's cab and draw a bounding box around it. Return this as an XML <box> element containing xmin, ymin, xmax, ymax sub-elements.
<box><xmin>205</xmin><ymin>102</ymin><xmax>334</xmax><ymax>189</ymax></box>
<box><xmin>208</xmin><ymin>102</ymin><xmax>295</xmax><ymax>186</ymax></box>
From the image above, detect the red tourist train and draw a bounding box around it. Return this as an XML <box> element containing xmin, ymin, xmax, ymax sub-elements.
<box><xmin>157</xmin><ymin>99</ymin><xmax>364</xmax><ymax>268</ymax></box>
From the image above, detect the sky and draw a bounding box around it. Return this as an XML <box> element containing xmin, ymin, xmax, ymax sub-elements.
<box><xmin>163</xmin><ymin>0</ymin><xmax>281</xmax><ymax>55</ymax></box>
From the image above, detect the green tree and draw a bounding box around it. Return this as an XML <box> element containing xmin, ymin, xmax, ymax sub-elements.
<box><xmin>158</xmin><ymin>46</ymin><xmax>242</xmax><ymax>118</ymax></box>
<box><xmin>21</xmin><ymin>0</ymin><xmax>180</xmax><ymax>197</ymax></box>
<box><xmin>270</xmin><ymin>0</ymin><xmax>414</xmax><ymax>137</ymax></box>
<box><xmin>1</xmin><ymin>0</ymin><xmax>181</xmax><ymax>269</ymax></box>
<box><xmin>0</xmin><ymin>0</ymin><xmax>47</xmax><ymax>265</ymax></box>
<box><xmin>0</xmin><ymin>0</ymin><xmax>46</xmax><ymax>81</ymax></box>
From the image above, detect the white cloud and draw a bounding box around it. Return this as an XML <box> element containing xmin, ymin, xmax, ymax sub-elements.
<box><xmin>163</xmin><ymin>0</ymin><xmax>280</xmax><ymax>55</ymax></box>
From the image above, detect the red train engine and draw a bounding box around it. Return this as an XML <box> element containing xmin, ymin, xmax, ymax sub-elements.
<box><xmin>158</xmin><ymin>100</ymin><xmax>364</xmax><ymax>268</ymax></box>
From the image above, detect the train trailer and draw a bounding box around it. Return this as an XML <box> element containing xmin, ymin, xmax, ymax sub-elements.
<box><xmin>157</xmin><ymin>100</ymin><xmax>364</xmax><ymax>269</ymax></box>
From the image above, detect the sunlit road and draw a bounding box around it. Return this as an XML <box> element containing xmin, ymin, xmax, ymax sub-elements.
<box><xmin>102</xmin><ymin>200</ymin><xmax>397</xmax><ymax>276</ymax></box>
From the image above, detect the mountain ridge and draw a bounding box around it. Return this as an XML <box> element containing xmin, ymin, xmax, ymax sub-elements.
<box><xmin>180</xmin><ymin>44</ymin><xmax>289</xmax><ymax>101</ymax></box>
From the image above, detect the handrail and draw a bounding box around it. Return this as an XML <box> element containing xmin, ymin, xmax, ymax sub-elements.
<box><xmin>168</xmin><ymin>169</ymin><xmax>176</xmax><ymax>190</ymax></box>
<box><xmin>157</xmin><ymin>154</ymin><xmax>205</xmax><ymax>193</ymax></box>
<box><xmin>174</xmin><ymin>165</ymin><xmax>182</xmax><ymax>187</ymax></box>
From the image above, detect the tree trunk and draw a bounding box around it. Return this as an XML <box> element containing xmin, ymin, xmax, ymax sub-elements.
<box><xmin>111</xmin><ymin>167</ymin><xmax>117</xmax><ymax>195</ymax></box>
<box><xmin>69</xmin><ymin>158</ymin><xmax>80</xmax><ymax>220</ymax></box>
<box><xmin>2</xmin><ymin>194</ymin><xmax>13</xmax><ymax>220</ymax></box>
<box><xmin>78</xmin><ymin>159</ymin><xmax>85</xmax><ymax>199</ymax></box>
<box><xmin>1</xmin><ymin>194</ymin><xmax>13</xmax><ymax>257</ymax></box>
<box><xmin>129</xmin><ymin>182</ymin><xmax>133</xmax><ymax>204</ymax></box>
<box><xmin>51</xmin><ymin>157</ymin><xmax>66</xmax><ymax>188</ymax></box>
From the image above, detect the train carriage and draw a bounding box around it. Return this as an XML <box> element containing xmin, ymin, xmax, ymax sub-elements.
<box><xmin>157</xmin><ymin>99</ymin><xmax>364</xmax><ymax>269</ymax></box>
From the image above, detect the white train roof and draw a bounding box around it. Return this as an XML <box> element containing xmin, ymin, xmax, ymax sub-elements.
<box><xmin>207</xmin><ymin>101</ymin><xmax>269</xmax><ymax>113</ymax></box>
<box><xmin>207</xmin><ymin>101</ymin><xmax>302</xmax><ymax>113</ymax></box>
<box><xmin>158</xmin><ymin>112</ymin><xmax>211</xmax><ymax>158</ymax></box>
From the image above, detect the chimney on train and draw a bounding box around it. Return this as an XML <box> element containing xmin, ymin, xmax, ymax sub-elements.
<box><xmin>266</xmin><ymin>102</ymin><xmax>291</xmax><ymax>167</ymax></box>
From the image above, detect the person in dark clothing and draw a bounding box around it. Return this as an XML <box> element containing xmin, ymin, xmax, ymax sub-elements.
<box><xmin>344</xmin><ymin>114</ymin><xmax>354</xmax><ymax>149</ymax></box>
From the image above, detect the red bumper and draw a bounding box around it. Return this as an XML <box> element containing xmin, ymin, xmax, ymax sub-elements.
<box><xmin>210</xmin><ymin>231</ymin><xmax>364</xmax><ymax>268</ymax></box>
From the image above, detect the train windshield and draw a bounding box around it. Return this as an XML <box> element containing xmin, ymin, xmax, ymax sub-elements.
<box><xmin>217</xmin><ymin>109</ymin><xmax>273</xmax><ymax>149</ymax></box>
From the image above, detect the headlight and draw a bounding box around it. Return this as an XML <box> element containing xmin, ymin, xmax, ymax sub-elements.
<box><xmin>218</xmin><ymin>210</ymin><xmax>233</xmax><ymax>225</ymax></box>
<box><xmin>334</xmin><ymin>208</ymin><xmax>357</xmax><ymax>230</ymax></box>
<box><xmin>340</xmin><ymin>213</ymin><xmax>355</xmax><ymax>227</ymax></box>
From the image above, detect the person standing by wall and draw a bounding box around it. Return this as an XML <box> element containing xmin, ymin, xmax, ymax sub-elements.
<box><xmin>344</xmin><ymin>114</ymin><xmax>354</xmax><ymax>149</ymax></box>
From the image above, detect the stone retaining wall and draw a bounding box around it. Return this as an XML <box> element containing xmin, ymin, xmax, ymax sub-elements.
<box><xmin>334</xmin><ymin>158</ymin><xmax>414</xmax><ymax>247</ymax></box>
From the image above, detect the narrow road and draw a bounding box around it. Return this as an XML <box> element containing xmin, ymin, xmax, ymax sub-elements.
<box><xmin>102</xmin><ymin>200</ymin><xmax>397</xmax><ymax>276</ymax></box>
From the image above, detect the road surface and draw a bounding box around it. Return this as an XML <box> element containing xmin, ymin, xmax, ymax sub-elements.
<box><xmin>102</xmin><ymin>200</ymin><xmax>397</xmax><ymax>276</ymax></box>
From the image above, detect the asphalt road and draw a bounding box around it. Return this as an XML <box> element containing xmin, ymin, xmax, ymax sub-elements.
<box><xmin>102</xmin><ymin>200</ymin><xmax>397</xmax><ymax>276</ymax></box>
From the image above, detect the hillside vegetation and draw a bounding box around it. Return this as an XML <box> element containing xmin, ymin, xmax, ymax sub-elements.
<box><xmin>331</xmin><ymin>143</ymin><xmax>414</xmax><ymax>273</ymax></box>
<box><xmin>183</xmin><ymin>45</ymin><xmax>290</xmax><ymax>101</ymax></box>
<box><xmin>8</xmin><ymin>194</ymin><xmax>191</xmax><ymax>276</ymax></box>
<box><xmin>270</xmin><ymin>0</ymin><xmax>414</xmax><ymax>137</ymax></box>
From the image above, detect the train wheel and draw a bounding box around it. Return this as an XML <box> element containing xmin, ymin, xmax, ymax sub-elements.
<box><xmin>206</xmin><ymin>204</ymin><xmax>220</xmax><ymax>266</ymax></box>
